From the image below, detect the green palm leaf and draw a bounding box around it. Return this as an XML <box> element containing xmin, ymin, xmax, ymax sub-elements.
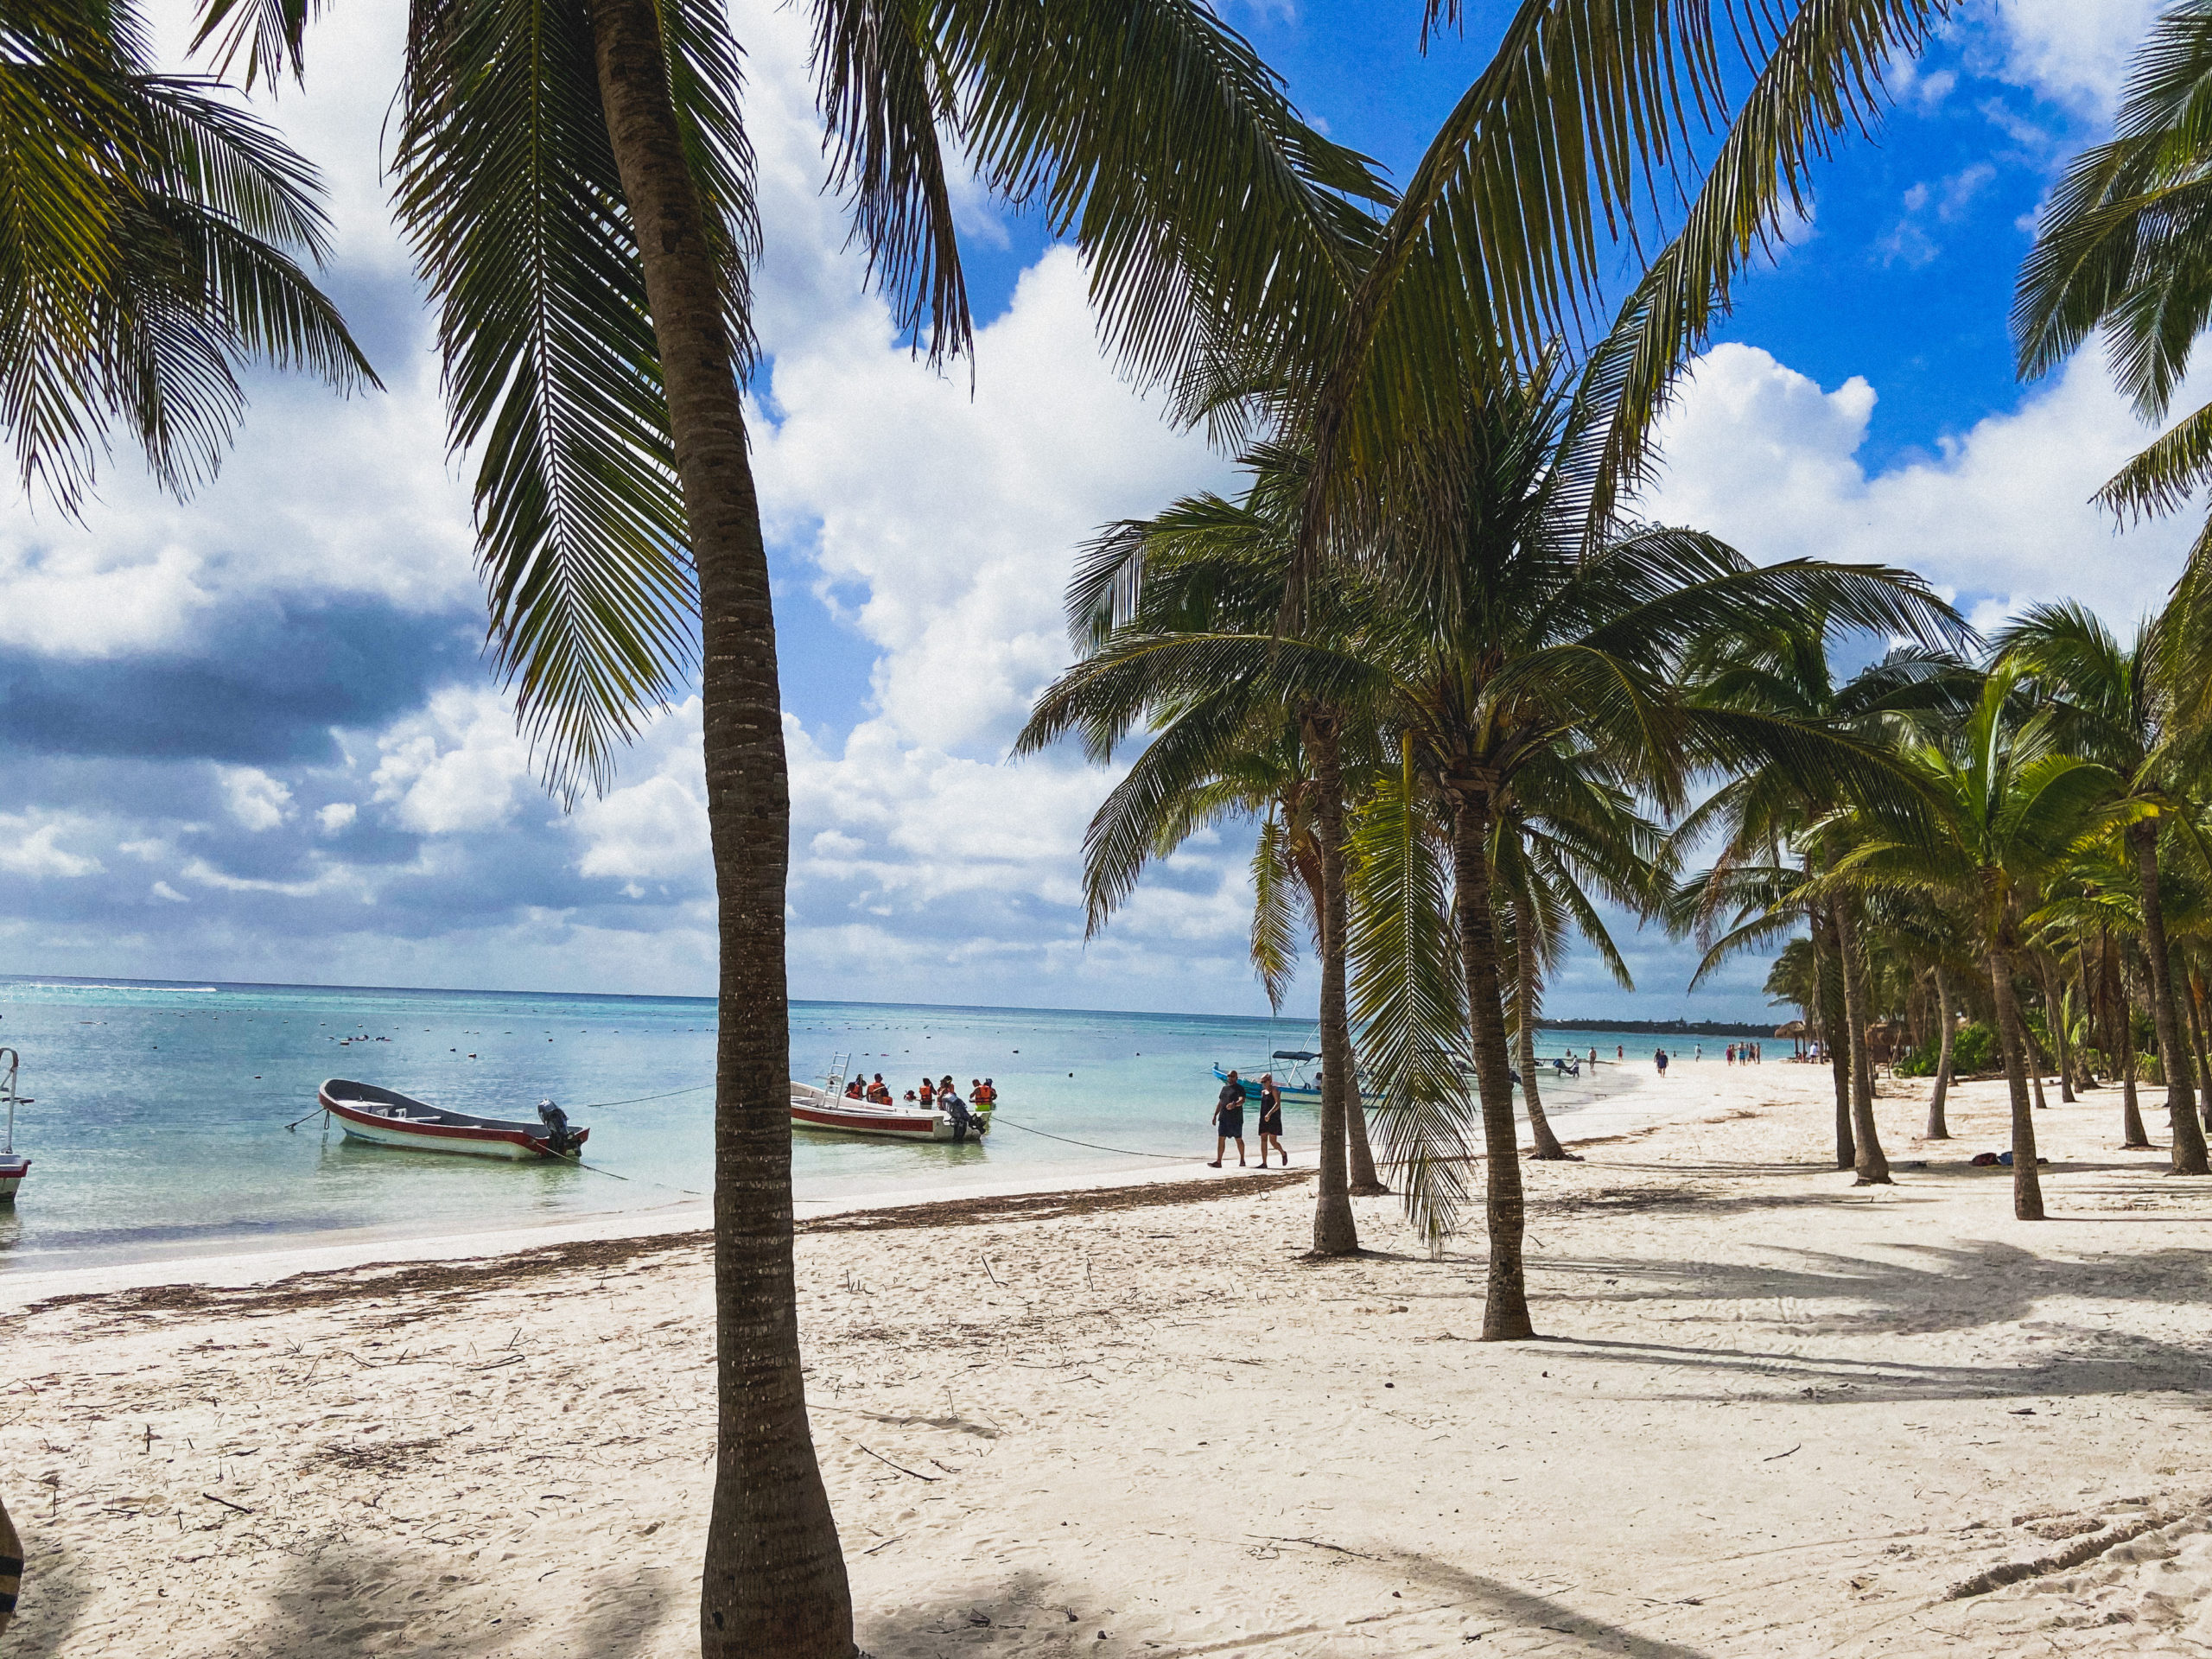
<box><xmin>391</xmin><ymin>0</ymin><xmax>757</xmax><ymax>799</ymax></box>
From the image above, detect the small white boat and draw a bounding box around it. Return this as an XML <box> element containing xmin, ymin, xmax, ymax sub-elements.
<box><xmin>0</xmin><ymin>1047</ymin><xmax>29</xmax><ymax>1203</ymax></box>
<box><xmin>791</xmin><ymin>1079</ymin><xmax>990</xmax><ymax>1142</ymax></box>
<box><xmin>319</xmin><ymin>1079</ymin><xmax>588</xmax><ymax>1161</ymax></box>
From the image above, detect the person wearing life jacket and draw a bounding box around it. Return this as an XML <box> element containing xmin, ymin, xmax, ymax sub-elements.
<box><xmin>867</xmin><ymin>1073</ymin><xmax>893</xmax><ymax>1104</ymax></box>
<box><xmin>844</xmin><ymin>1077</ymin><xmax>865</xmax><ymax>1099</ymax></box>
<box><xmin>971</xmin><ymin>1077</ymin><xmax>996</xmax><ymax>1110</ymax></box>
<box><xmin>918</xmin><ymin>1077</ymin><xmax>936</xmax><ymax>1108</ymax></box>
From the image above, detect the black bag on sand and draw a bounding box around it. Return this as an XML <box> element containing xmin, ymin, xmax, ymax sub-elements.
<box><xmin>0</xmin><ymin>1491</ymin><xmax>21</xmax><ymax>1632</ymax></box>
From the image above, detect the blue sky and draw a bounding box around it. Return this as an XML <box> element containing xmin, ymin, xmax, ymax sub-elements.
<box><xmin>0</xmin><ymin>0</ymin><xmax>2192</xmax><ymax>1019</ymax></box>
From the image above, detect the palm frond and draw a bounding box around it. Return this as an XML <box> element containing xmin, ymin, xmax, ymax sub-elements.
<box><xmin>391</xmin><ymin>0</ymin><xmax>757</xmax><ymax>800</ymax></box>
<box><xmin>1347</xmin><ymin>759</ymin><xmax>1471</xmax><ymax>1246</ymax></box>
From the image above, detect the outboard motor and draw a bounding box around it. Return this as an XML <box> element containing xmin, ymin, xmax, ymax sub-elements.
<box><xmin>537</xmin><ymin>1099</ymin><xmax>579</xmax><ymax>1156</ymax></box>
<box><xmin>945</xmin><ymin>1094</ymin><xmax>973</xmax><ymax>1144</ymax></box>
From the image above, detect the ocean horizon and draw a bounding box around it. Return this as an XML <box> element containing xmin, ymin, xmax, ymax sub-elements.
<box><xmin>0</xmin><ymin>973</ymin><xmax>1728</xmax><ymax>1274</ymax></box>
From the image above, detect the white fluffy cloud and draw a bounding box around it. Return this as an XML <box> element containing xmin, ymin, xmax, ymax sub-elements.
<box><xmin>218</xmin><ymin>767</ymin><xmax>294</xmax><ymax>832</ymax></box>
<box><xmin>1643</xmin><ymin>341</ymin><xmax>2198</xmax><ymax>622</ymax></box>
<box><xmin>1985</xmin><ymin>0</ymin><xmax>2159</xmax><ymax>118</ymax></box>
<box><xmin>0</xmin><ymin>813</ymin><xmax>103</xmax><ymax>879</ymax></box>
<box><xmin>372</xmin><ymin>687</ymin><xmax>537</xmax><ymax>836</ymax></box>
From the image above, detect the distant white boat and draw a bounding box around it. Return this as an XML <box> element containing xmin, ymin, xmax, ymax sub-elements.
<box><xmin>0</xmin><ymin>1047</ymin><xmax>29</xmax><ymax>1202</ymax></box>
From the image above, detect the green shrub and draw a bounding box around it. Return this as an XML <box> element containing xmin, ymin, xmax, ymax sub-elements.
<box><xmin>1897</xmin><ymin>1022</ymin><xmax>1997</xmax><ymax>1077</ymax></box>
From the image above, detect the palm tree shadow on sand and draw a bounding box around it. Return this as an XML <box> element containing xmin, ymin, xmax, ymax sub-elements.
<box><xmin>855</xmin><ymin>1562</ymin><xmax>1716</xmax><ymax>1659</ymax></box>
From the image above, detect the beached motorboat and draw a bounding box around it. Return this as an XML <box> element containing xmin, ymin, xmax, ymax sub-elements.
<box><xmin>0</xmin><ymin>1047</ymin><xmax>29</xmax><ymax>1203</ymax></box>
<box><xmin>318</xmin><ymin>1079</ymin><xmax>588</xmax><ymax>1161</ymax></box>
<box><xmin>790</xmin><ymin>1080</ymin><xmax>990</xmax><ymax>1143</ymax></box>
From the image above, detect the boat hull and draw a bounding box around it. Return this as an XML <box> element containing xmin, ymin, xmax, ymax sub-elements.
<box><xmin>320</xmin><ymin>1082</ymin><xmax>586</xmax><ymax>1161</ymax></box>
<box><xmin>0</xmin><ymin>1156</ymin><xmax>26</xmax><ymax>1202</ymax></box>
<box><xmin>791</xmin><ymin>1084</ymin><xmax>988</xmax><ymax>1142</ymax></box>
<box><xmin>1213</xmin><ymin>1065</ymin><xmax>1320</xmax><ymax>1105</ymax></box>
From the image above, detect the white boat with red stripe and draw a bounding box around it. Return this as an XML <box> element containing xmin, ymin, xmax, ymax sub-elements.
<box><xmin>791</xmin><ymin>1071</ymin><xmax>990</xmax><ymax>1143</ymax></box>
<box><xmin>319</xmin><ymin>1079</ymin><xmax>588</xmax><ymax>1161</ymax></box>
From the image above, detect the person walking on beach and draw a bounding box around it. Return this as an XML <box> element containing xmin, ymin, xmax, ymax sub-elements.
<box><xmin>1655</xmin><ymin>1047</ymin><xmax>1669</xmax><ymax>1076</ymax></box>
<box><xmin>1255</xmin><ymin>1073</ymin><xmax>1287</xmax><ymax>1166</ymax></box>
<box><xmin>1211</xmin><ymin>1071</ymin><xmax>1248</xmax><ymax>1168</ymax></box>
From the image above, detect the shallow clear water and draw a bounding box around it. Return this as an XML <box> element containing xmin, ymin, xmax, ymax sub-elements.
<box><xmin>0</xmin><ymin>975</ymin><xmax>1708</xmax><ymax>1273</ymax></box>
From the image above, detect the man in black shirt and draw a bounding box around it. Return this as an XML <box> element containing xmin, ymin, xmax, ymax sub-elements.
<box><xmin>1211</xmin><ymin>1071</ymin><xmax>1248</xmax><ymax>1168</ymax></box>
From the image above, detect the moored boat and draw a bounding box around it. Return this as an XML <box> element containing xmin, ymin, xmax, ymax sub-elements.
<box><xmin>0</xmin><ymin>1048</ymin><xmax>29</xmax><ymax>1203</ymax></box>
<box><xmin>318</xmin><ymin>1079</ymin><xmax>588</xmax><ymax>1161</ymax></box>
<box><xmin>1214</xmin><ymin>1050</ymin><xmax>1325</xmax><ymax>1104</ymax></box>
<box><xmin>791</xmin><ymin>1079</ymin><xmax>990</xmax><ymax>1143</ymax></box>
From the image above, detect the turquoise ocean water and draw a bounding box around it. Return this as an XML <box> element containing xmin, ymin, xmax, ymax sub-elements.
<box><xmin>0</xmin><ymin>976</ymin><xmax>1700</xmax><ymax>1274</ymax></box>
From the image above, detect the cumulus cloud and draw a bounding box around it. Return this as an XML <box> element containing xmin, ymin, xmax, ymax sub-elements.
<box><xmin>218</xmin><ymin>767</ymin><xmax>294</xmax><ymax>831</ymax></box>
<box><xmin>0</xmin><ymin>813</ymin><xmax>104</xmax><ymax>879</ymax></box>
<box><xmin>1984</xmin><ymin>0</ymin><xmax>2159</xmax><ymax>118</ymax></box>
<box><xmin>1642</xmin><ymin>341</ymin><xmax>2197</xmax><ymax>622</ymax></box>
<box><xmin>372</xmin><ymin>687</ymin><xmax>537</xmax><ymax>836</ymax></box>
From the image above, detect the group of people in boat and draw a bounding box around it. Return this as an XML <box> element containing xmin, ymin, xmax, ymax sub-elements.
<box><xmin>841</xmin><ymin>1072</ymin><xmax>999</xmax><ymax>1114</ymax></box>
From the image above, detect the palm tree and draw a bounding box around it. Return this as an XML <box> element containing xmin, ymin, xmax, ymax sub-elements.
<box><xmin>1677</xmin><ymin>633</ymin><xmax>1972</xmax><ymax>1182</ymax></box>
<box><xmin>1993</xmin><ymin>603</ymin><xmax>2210</xmax><ymax>1173</ymax></box>
<box><xmin>1492</xmin><ymin>762</ymin><xmax>1672</xmax><ymax>1161</ymax></box>
<box><xmin>1840</xmin><ymin>666</ymin><xmax>2119</xmax><ymax>1219</ymax></box>
<box><xmin>2015</xmin><ymin>2</ymin><xmax>2212</xmax><ymax>622</ymax></box>
<box><xmin>0</xmin><ymin>1490</ymin><xmax>16</xmax><ymax>1637</ymax></box>
<box><xmin>194</xmin><ymin>0</ymin><xmax>1393</xmax><ymax>1645</ymax></box>
<box><xmin>1019</xmin><ymin>450</ymin><xmax>1388</xmax><ymax>1255</ymax></box>
<box><xmin>0</xmin><ymin>0</ymin><xmax>372</xmax><ymax>507</ymax></box>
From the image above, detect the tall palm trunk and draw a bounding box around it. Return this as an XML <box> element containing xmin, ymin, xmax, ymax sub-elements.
<box><xmin>585</xmin><ymin>3</ymin><xmax>852</xmax><ymax>1650</ymax></box>
<box><xmin>1512</xmin><ymin>892</ymin><xmax>1568</xmax><ymax>1160</ymax></box>
<box><xmin>1834</xmin><ymin>896</ymin><xmax>1890</xmax><ymax>1184</ymax></box>
<box><xmin>1987</xmin><ymin>937</ymin><xmax>2046</xmax><ymax>1221</ymax></box>
<box><xmin>2188</xmin><ymin>968</ymin><xmax>2212</xmax><ymax>1133</ymax></box>
<box><xmin>1346</xmin><ymin>1078</ymin><xmax>1388</xmax><ymax>1194</ymax></box>
<box><xmin>2037</xmin><ymin>954</ymin><xmax>2075</xmax><ymax>1103</ymax></box>
<box><xmin>1927</xmin><ymin>965</ymin><xmax>1954</xmax><ymax>1140</ymax></box>
<box><xmin>1297</xmin><ymin>860</ymin><xmax>1385</xmax><ymax>1196</ymax></box>
<box><xmin>2119</xmin><ymin>953</ymin><xmax>2147</xmax><ymax>1147</ymax></box>
<box><xmin>0</xmin><ymin>1491</ymin><xmax>17</xmax><ymax>1637</ymax></box>
<box><xmin>1815</xmin><ymin>904</ymin><xmax>1853</xmax><ymax>1169</ymax></box>
<box><xmin>1446</xmin><ymin>767</ymin><xmax>1532</xmax><ymax>1340</ymax></box>
<box><xmin>2070</xmin><ymin>943</ymin><xmax>2098</xmax><ymax>1092</ymax></box>
<box><xmin>2131</xmin><ymin>821</ymin><xmax>2209</xmax><ymax>1173</ymax></box>
<box><xmin>1303</xmin><ymin>712</ymin><xmax>1359</xmax><ymax>1255</ymax></box>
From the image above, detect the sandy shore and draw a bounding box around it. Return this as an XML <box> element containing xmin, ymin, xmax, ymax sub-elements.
<box><xmin>8</xmin><ymin>1058</ymin><xmax>2212</xmax><ymax>1656</ymax></box>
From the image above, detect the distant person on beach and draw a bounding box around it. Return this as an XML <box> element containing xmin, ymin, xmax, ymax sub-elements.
<box><xmin>1589</xmin><ymin>1048</ymin><xmax>1598</xmax><ymax>1067</ymax></box>
<box><xmin>1256</xmin><ymin>1073</ymin><xmax>1286</xmax><ymax>1166</ymax></box>
<box><xmin>1694</xmin><ymin>1043</ymin><xmax>1702</xmax><ymax>1063</ymax></box>
<box><xmin>1655</xmin><ymin>1048</ymin><xmax>1669</xmax><ymax>1076</ymax></box>
<box><xmin>1726</xmin><ymin>1044</ymin><xmax>1736</xmax><ymax>1065</ymax></box>
<box><xmin>1617</xmin><ymin>1045</ymin><xmax>1624</xmax><ymax>1060</ymax></box>
<box><xmin>1211</xmin><ymin>1071</ymin><xmax>1248</xmax><ymax>1168</ymax></box>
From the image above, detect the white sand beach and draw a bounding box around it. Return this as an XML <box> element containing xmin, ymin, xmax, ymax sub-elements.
<box><xmin>7</xmin><ymin>1058</ymin><xmax>2212</xmax><ymax>1656</ymax></box>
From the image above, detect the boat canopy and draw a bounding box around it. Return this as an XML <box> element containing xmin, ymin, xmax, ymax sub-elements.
<box><xmin>1271</xmin><ymin>1050</ymin><xmax>1319</xmax><ymax>1062</ymax></box>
